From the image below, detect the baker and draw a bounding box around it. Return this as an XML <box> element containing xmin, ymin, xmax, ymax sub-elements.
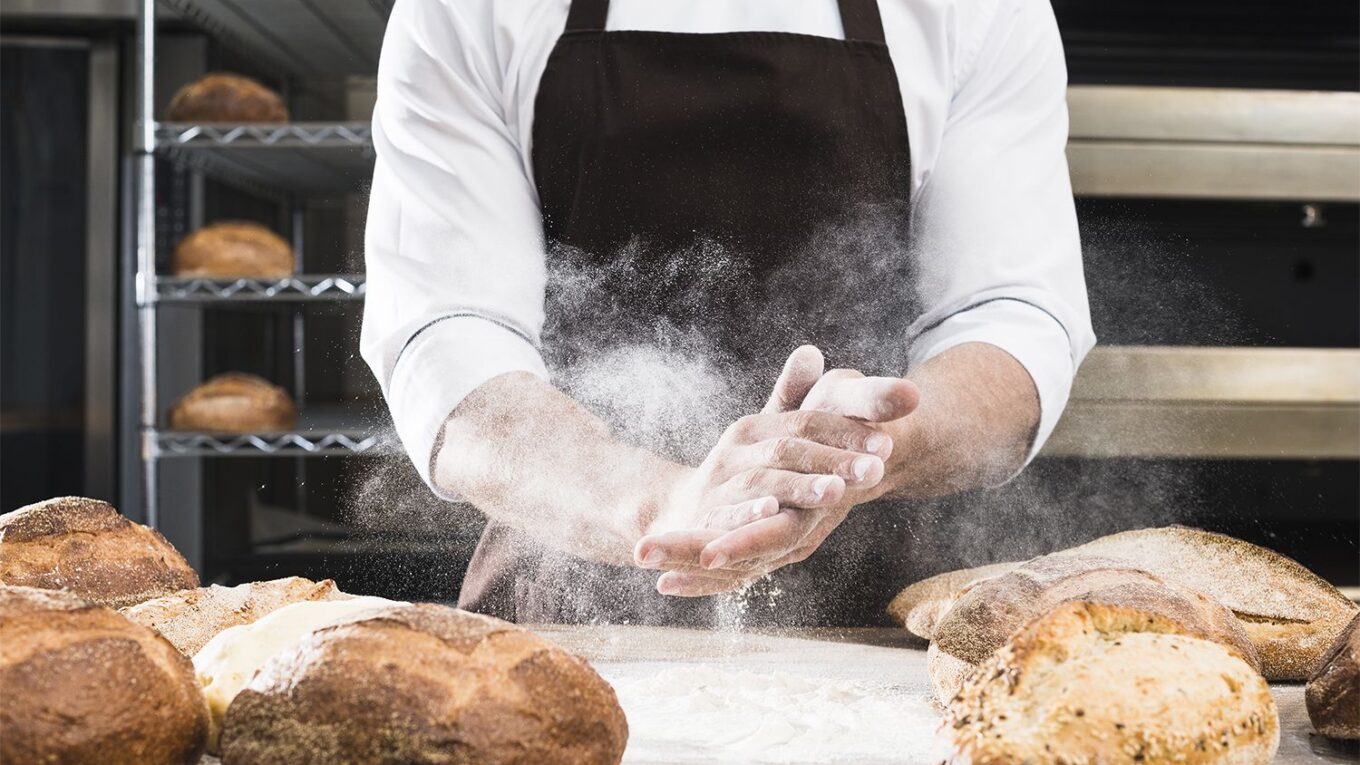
<box><xmin>362</xmin><ymin>0</ymin><xmax>1094</xmax><ymax>626</ymax></box>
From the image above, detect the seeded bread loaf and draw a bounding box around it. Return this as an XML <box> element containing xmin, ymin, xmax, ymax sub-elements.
<box><xmin>1306</xmin><ymin>612</ymin><xmax>1359</xmax><ymax>739</ymax></box>
<box><xmin>165</xmin><ymin>73</ymin><xmax>288</xmax><ymax>123</ymax></box>
<box><xmin>169</xmin><ymin>373</ymin><xmax>298</xmax><ymax>433</ymax></box>
<box><xmin>887</xmin><ymin>561</ymin><xmax>1017</xmax><ymax>640</ymax></box>
<box><xmin>942</xmin><ymin>601</ymin><xmax>1278</xmax><ymax>764</ymax></box>
<box><xmin>219</xmin><ymin>603</ymin><xmax>628</xmax><ymax>765</ymax></box>
<box><xmin>0</xmin><ymin>585</ymin><xmax>210</xmax><ymax>765</ymax></box>
<box><xmin>0</xmin><ymin>496</ymin><xmax>198</xmax><ymax>608</ymax></box>
<box><xmin>929</xmin><ymin>555</ymin><xmax>1259</xmax><ymax>703</ymax></box>
<box><xmin>121</xmin><ymin>577</ymin><xmax>350</xmax><ymax>657</ymax></box>
<box><xmin>173</xmin><ymin>221</ymin><xmax>294</xmax><ymax>278</ymax></box>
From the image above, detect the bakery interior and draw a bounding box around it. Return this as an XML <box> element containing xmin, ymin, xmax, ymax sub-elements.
<box><xmin>1</xmin><ymin>1</ymin><xmax>1358</xmax><ymax>764</ymax></box>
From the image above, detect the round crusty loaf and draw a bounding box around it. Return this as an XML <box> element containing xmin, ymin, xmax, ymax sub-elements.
<box><xmin>0</xmin><ymin>585</ymin><xmax>210</xmax><ymax>765</ymax></box>
<box><xmin>169</xmin><ymin>373</ymin><xmax>298</xmax><ymax>433</ymax></box>
<box><xmin>1057</xmin><ymin>525</ymin><xmax>1358</xmax><ymax>680</ymax></box>
<box><xmin>0</xmin><ymin>496</ymin><xmax>198</xmax><ymax>608</ymax></box>
<box><xmin>165</xmin><ymin>73</ymin><xmax>288</xmax><ymax>123</ymax></box>
<box><xmin>1306</xmin><ymin>612</ymin><xmax>1359</xmax><ymax>739</ymax></box>
<box><xmin>121</xmin><ymin>577</ymin><xmax>351</xmax><ymax>657</ymax></box>
<box><xmin>173</xmin><ymin>221</ymin><xmax>294</xmax><ymax>278</ymax></box>
<box><xmin>887</xmin><ymin>561</ymin><xmax>1017</xmax><ymax>640</ymax></box>
<box><xmin>941</xmin><ymin>601</ymin><xmax>1279</xmax><ymax>765</ymax></box>
<box><xmin>929</xmin><ymin>555</ymin><xmax>1260</xmax><ymax>703</ymax></box>
<box><xmin>219</xmin><ymin>603</ymin><xmax>628</xmax><ymax>765</ymax></box>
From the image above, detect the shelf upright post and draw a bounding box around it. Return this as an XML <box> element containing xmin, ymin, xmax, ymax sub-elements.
<box><xmin>135</xmin><ymin>0</ymin><xmax>160</xmax><ymax>528</ymax></box>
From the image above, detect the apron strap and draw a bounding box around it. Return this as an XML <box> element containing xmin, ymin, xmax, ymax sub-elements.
<box><xmin>837</xmin><ymin>0</ymin><xmax>887</xmax><ymax>43</ymax></box>
<box><xmin>565</xmin><ymin>0</ymin><xmax>609</xmax><ymax>31</ymax></box>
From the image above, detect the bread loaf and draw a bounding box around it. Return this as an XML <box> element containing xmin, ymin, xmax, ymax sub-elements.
<box><xmin>121</xmin><ymin>577</ymin><xmax>351</xmax><ymax>656</ymax></box>
<box><xmin>0</xmin><ymin>496</ymin><xmax>198</xmax><ymax>608</ymax></box>
<box><xmin>165</xmin><ymin>73</ymin><xmax>288</xmax><ymax>123</ymax></box>
<box><xmin>1306</xmin><ymin>612</ymin><xmax>1359</xmax><ymax>739</ymax></box>
<box><xmin>1058</xmin><ymin>525</ymin><xmax>1358</xmax><ymax>679</ymax></box>
<box><xmin>887</xmin><ymin>561</ymin><xmax>1016</xmax><ymax>640</ymax></box>
<box><xmin>219</xmin><ymin>603</ymin><xmax>629</xmax><ymax>765</ymax></box>
<box><xmin>929</xmin><ymin>555</ymin><xmax>1259</xmax><ymax>702</ymax></box>
<box><xmin>169</xmin><ymin>373</ymin><xmax>298</xmax><ymax>433</ymax></box>
<box><xmin>941</xmin><ymin>601</ymin><xmax>1279</xmax><ymax>765</ymax></box>
<box><xmin>0</xmin><ymin>585</ymin><xmax>210</xmax><ymax>765</ymax></box>
<box><xmin>173</xmin><ymin>221</ymin><xmax>294</xmax><ymax>278</ymax></box>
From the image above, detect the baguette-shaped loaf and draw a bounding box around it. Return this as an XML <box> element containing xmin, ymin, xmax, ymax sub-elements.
<box><xmin>0</xmin><ymin>497</ymin><xmax>198</xmax><ymax>608</ymax></box>
<box><xmin>1306</xmin><ymin>613</ymin><xmax>1359</xmax><ymax>739</ymax></box>
<box><xmin>219</xmin><ymin>603</ymin><xmax>628</xmax><ymax>765</ymax></box>
<box><xmin>121</xmin><ymin>577</ymin><xmax>350</xmax><ymax>656</ymax></box>
<box><xmin>0</xmin><ymin>585</ymin><xmax>209</xmax><ymax>765</ymax></box>
<box><xmin>941</xmin><ymin>601</ymin><xmax>1279</xmax><ymax>765</ymax></box>
<box><xmin>929</xmin><ymin>556</ymin><xmax>1259</xmax><ymax>703</ymax></box>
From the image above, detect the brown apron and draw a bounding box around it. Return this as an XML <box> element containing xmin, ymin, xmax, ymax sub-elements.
<box><xmin>458</xmin><ymin>0</ymin><xmax>920</xmax><ymax>627</ymax></box>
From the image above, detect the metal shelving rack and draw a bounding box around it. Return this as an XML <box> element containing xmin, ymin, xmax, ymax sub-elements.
<box><xmin>133</xmin><ymin>0</ymin><xmax>390</xmax><ymax>533</ymax></box>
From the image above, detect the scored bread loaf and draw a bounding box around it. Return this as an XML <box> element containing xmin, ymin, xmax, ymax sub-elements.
<box><xmin>1306</xmin><ymin>612</ymin><xmax>1359</xmax><ymax>739</ymax></box>
<box><xmin>887</xmin><ymin>561</ymin><xmax>1017</xmax><ymax>640</ymax></box>
<box><xmin>165</xmin><ymin>73</ymin><xmax>288</xmax><ymax>123</ymax></box>
<box><xmin>0</xmin><ymin>585</ymin><xmax>210</xmax><ymax>765</ymax></box>
<box><xmin>0</xmin><ymin>496</ymin><xmax>198</xmax><ymax>608</ymax></box>
<box><xmin>173</xmin><ymin>221</ymin><xmax>294</xmax><ymax>278</ymax></box>
<box><xmin>929</xmin><ymin>555</ymin><xmax>1259</xmax><ymax>703</ymax></box>
<box><xmin>941</xmin><ymin>601</ymin><xmax>1279</xmax><ymax>765</ymax></box>
<box><xmin>121</xmin><ymin>577</ymin><xmax>351</xmax><ymax>656</ymax></box>
<box><xmin>169</xmin><ymin>373</ymin><xmax>298</xmax><ymax>433</ymax></box>
<box><xmin>219</xmin><ymin>603</ymin><xmax>628</xmax><ymax>765</ymax></box>
<box><xmin>1056</xmin><ymin>525</ymin><xmax>1358</xmax><ymax>679</ymax></box>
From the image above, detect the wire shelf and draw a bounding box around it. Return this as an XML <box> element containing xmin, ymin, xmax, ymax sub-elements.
<box><xmin>155</xmin><ymin>274</ymin><xmax>366</xmax><ymax>303</ymax></box>
<box><xmin>152</xmin><ymin>429</ymin><xmax>387</xmax><ymax>457</ymax></box>
<box><xmin>155</xmin><ymin>123</ymin><xmax>374</xmax><ymax>199</ymax></box>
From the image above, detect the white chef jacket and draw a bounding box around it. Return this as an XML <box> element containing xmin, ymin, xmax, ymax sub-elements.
<box><xmin>362</xmin><ymin>0</ymin><xmax>1096</xmax><ymax>492</ymax></box>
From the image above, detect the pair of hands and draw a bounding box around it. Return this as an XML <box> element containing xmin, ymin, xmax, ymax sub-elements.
<box><xmin>634</xmin><ymin>346</ymin><xmax>919</xmax><ymax>596</ymax></box>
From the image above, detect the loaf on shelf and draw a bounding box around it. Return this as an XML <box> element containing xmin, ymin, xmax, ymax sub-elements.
<box><xmin>0</xmin><ymin>496</ymin><xmax>198</xmax><ymax>609</ymax></box>
<box><xmin>940</xmin><ymin>601</ymin><xmax>1279</xmax><ymax>765</ymax></box>
<box><xmin>165</xmin><ymin>72</ymin><xmax>288</xmax><ymax>123</ymax></box>
<box><xmin>173</xmin><ymin>221</ymin><xmax>294</xmax><ymax>279</ymax></box>
<box><xmin>218</xmin><ymin>603</ymin><xmax>629</xmax><ymax>765</ymax></box>
<box><xmin>0</xmin><ymin>585</ymin><xmax>209</xmax><ymax>765</ymax></box>
<box><xmin>168</xmin><ymin>373</ymin><xmax>298</xmax><ymax>433</ymax></box>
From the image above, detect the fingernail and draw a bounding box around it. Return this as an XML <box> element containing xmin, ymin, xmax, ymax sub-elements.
<box><xmin>865</xmin><ymin>432</ymin><xmax>889</xmax><ymax>455</ymax></box>
<box><xmin>852</xmin><ymin>456</ymin><xmax>875</xmax><ymax>481</ymax></box>
<box><xmin>812</xmin><ymin>475</ymin><xmax>835</xmax><ymax>499</ymax></box>
<box><xmin>642</xmin><ymin>548</ymin><xmax>664</xmax><ymax>566</ymax></box>
<box><xmin>751</xmin><ymin>497</ymin><xmax>777</xmax><ymax>520</ymax></box>
<box><xmin>707</xmin><ymin>553</ymin><xmax>729</xmax><ymax>570</ymax></box>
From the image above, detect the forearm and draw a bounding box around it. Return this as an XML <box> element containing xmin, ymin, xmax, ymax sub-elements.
<box><xmin>432</xmin><ymin>372</ymin><xmax>684</xmax><ymax>565</ymax></box>
<box><xmin>878</xmin><ymin>342</ymin><xmax>1041</xmax><ymax>499</ymax></box>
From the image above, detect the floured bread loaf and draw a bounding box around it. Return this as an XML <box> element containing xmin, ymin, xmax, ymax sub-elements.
<box><xmin>165</xmin><ymin>73</ymin><xmax>288</xmax><ymax>123</ymax></box>
<box><xmin>1306</xmin><ymin>613</ymin><xmax>1359</xmax><ymax>739</ymax></box>
<box><xmin>929</xmin><ymin>555</ymin><xmax>1259</xmax><ymax>702</ymax></box>
<box><xmin>219</xmin><ymin>603</ymin><xmax>629</xmax><ymax>765</ymax></box>
<box><xmin>1058</xmin><ymin>525</ymin><xmax>1358</xmax><ymax>679</ymax></box>
<box><xmin>121</xmin><ymin>577</ymin><xmax>350</xmax><ymax>656</ymax></box>
<box><xmin>0</xmin><ymin>496</ymin><xmax>198</xmax><ymax>608</ymax></box>
<box><xmin>173</xmin><ymin>221</ymin><xmax>294</xmax><ymax>278</ymax></box>
<box><xmin>941</xmin><ymin>601</ymin><xmax>1278</xmax><ymax>765</ymax></box>
<box><xmin>0</xmin><ymin>585</ymin><xmax>209</xmax><ymax>765</ymax></box>
<box><xmin>194</xmin><ymin>595</ymin><xmax>404</xmax><ymax>752</ymax></box>
<box><xmin>169</xmin><ymin>373</ymin><xmax>298</xmax><ymax>433</ymax></box>
<box><xmin>887</xmin><ymin>561</ymin><xmax>1016</xmax><ymax>640</ymax></box>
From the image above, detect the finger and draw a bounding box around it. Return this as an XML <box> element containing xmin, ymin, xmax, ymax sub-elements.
<box><xmin>705</xmin><ymin>496</ymin><xmax>781</xmax><ymax>531</ymax></box>
<box><xmin>743</xmin><ymin>439</ymin><xmax>885</xmax><ymax>487</ymax></box>
<box><xmin>763</xmin><ymin>345</ymin><xmax>825</xmax><ymax>414</ymax></box>
<box><xmin>717</xmin><ymin>469</ymin><xmax>845</xmax><ymax>509</ymax></box>
<box><xmin>802</xmin><ymin>374</ymin><xmax>920</xmax><ymax>423</ymax></box>
<box><xmin>657</xmin><ymin>570</ymin><xmax>752</xmax><ymax>597</ymax></box>
<box><xmin>699</xmin><ymin>510</ymin><xmax>818</xmax><ymax>569</ymax></box>
<box><xmin>634</xmin><ymin>529</ymin><xmax>723</xmax><ymax>570</ymax></box>
<box><xmin>728</xmin><ymin>410</ymin><xmax>890</xmax><ymax>458</ymax></box>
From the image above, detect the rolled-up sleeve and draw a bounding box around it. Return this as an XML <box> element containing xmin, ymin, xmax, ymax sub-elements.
<box><xmin>361</xmin><ymin>0</ymin><xmax>549</xmax><ymax>489</ymax></box>
<box><xmin>906</xmin><ymin>0</ymin><xmax>1096</xmax><ymax>462</ymax></box>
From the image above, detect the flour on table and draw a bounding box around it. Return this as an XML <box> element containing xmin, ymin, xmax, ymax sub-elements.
<box><xmin>607</xmin><ymin>665</ymin><xmax>945</xmax><ymax>764</ymax></box>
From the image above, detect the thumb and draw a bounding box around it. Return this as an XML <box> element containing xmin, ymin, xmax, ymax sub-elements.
<box><xmin>763</xmin><ymin>345</ymin><xmax>825</xmax><ymax>414</ymax></box>
<box><xmin>802</xmin><ymin>374</ymin><xmax>920</xmax><ymax>423</ymax></box>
